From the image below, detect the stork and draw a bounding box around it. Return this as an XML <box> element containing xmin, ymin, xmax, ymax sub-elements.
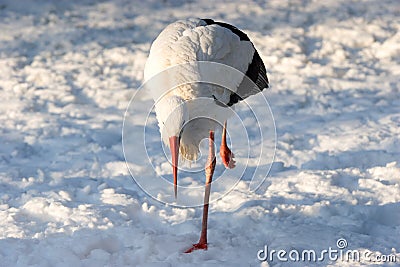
<box><xmin>144</xmin><ymin>18</ymin><xmax>269</xmax><ymax>253</ymax></box>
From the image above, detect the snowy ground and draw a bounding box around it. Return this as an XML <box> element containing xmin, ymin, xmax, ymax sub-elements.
<box><xmin>0</xmin><ymin>0</ymin><xmax>399</xmax><ymax>266</ymax></box>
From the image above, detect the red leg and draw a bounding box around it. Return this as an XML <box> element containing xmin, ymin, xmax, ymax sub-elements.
<box><xmin>184</xmin><ymin>131</ymin><xmax>216</xmax><ymax>253</ymax></box>
<box><xmin>220</xmin><ymin>121</ymin><xmax>236</xmax><ymax>169</ymax></box>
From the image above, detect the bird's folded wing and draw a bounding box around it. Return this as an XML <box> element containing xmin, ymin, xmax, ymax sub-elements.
<box><xmin>145</xmin><ymin>18</ymin><xmax>269</xmax><ymax>106</ymax></box>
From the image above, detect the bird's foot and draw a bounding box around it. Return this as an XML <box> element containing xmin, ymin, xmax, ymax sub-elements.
<box><xmin>184</xmin><ymin>242</ymin><xmax>208</xmax><ymax>253</ymax></box>
<box><xmin>220</xmin><ymin>145</ymin><xmax>236</xmax><ymax>169</ymax></box>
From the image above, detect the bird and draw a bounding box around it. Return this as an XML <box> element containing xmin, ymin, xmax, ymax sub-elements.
<box><xmin>144</xmin><ymin>18</ymin><xmax>269</xmax><ymax>253</ymax></box>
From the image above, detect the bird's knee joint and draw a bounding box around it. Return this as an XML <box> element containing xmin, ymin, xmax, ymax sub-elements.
<box><xmin>205</xmin><ymin>158</ymin><xmax>216</xmax><ymax>174</ymax></box>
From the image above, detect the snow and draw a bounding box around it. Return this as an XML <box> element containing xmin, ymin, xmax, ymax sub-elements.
<box><xmin>0</xmin><ymin>0</ymin><xmax>399</xmax><ymax>266</ymax></box>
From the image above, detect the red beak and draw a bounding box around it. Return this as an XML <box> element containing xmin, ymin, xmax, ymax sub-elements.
<box><xmin>169</xmin><ymin>136</ymin><xmax>179</xmax><ymax>199</ymax></box>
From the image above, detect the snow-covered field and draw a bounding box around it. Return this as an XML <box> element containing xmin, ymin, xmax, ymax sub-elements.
<box><xmin>0</xmin><ymin>0</ymin><xmax>399</xmax><ymax>266</ymax></box>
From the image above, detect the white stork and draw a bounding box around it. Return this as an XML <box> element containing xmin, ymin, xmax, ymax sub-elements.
<box><xmin>144</xmin><ymin>18</ymin><xmax>269</xmax><ymax>253</ymax></box>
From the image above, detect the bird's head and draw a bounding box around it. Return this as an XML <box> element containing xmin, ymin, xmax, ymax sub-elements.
<box><xmin>154</xmin><ymin>95</ymin><xmax>189</xmax><ymax>198</ymax></box>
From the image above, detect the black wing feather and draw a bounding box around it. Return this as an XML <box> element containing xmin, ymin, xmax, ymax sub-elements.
<box><xmin>202</xmin><ymin>19</ymin><xmax>269</xmax><ymax>107</ymax></box>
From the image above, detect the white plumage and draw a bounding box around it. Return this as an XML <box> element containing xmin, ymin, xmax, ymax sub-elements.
<box><xmin>144</xmin><ymin>18</ymin><xmax>268</xmax><ymax>161</ymax></box>
<box><xmin>144</xmin><ymin>18</ymin><xmax>269</xmax><ymax>252</ymax></box>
